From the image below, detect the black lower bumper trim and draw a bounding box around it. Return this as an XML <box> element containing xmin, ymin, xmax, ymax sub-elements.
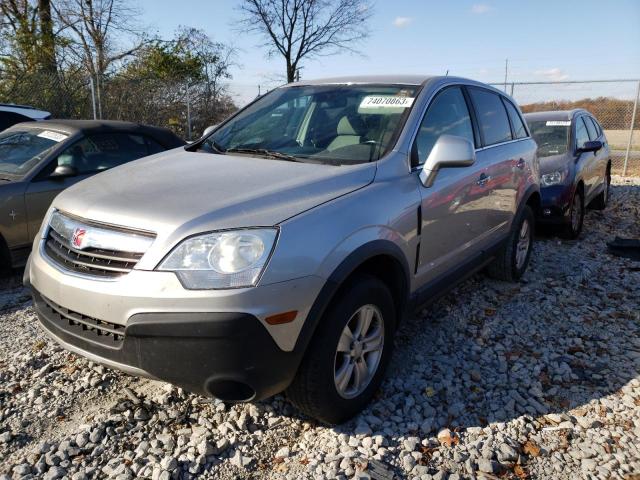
<box><xmin>31</xmin><ymin>290</ymin><xmax>301</xmax><ymax>401</ymax></box>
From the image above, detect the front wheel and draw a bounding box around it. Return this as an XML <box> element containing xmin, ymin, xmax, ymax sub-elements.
<box><xmin>560</xmin><ymin>189</ymin><xmax>584</xmax><ymax>239</ymax></box>
<box><xmin>286</xmin><ymin>275</ymin><xmax>396</xmax><ymax>424</ymax></box>
<box><xmin>487</xmin><ymin>205</ymin><xmax>534</xmax><ymax>282</ymax></box>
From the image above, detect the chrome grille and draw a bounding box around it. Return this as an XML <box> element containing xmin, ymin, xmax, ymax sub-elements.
<box><xmin>38</xmin><ymin>294</ymin><xmax>124</xmax><ymax>347</ymax></box>
<box><xmin>43</xmin><ymin>211</ymin><xmax>154</xmax><ymax>279</ymax></box>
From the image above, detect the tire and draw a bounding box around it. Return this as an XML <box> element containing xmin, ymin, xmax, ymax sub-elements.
<box><xmin>487</xmin><ymin>205</ymin><xmax>534</xmax><ymax>282</ymax></box>
<box><xmin>589</xmin><ymin>166</ymin><xmax>610</xmax><ymax>210</ymax></box>
<box><xmin>286</xmin><ymin>274</ymin><xmax>396</xmax><ymax>424</ymax></box>
<box><xmin>560</xmin><ymin>188</ymin><xmax>584</xmax><ymax>239</ymax></box>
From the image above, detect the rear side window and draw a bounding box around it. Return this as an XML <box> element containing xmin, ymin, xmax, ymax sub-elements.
<box><xmin>468</xmin><ymin>88</ymin><xmax>512</xmax><ymax>146</ymax></box>
<box><xmin>575</xmin><ymin>117</ymin><xmax>590</xmax><ymax>149</ymax></box>
<box><xmin>413</xmin><ymin>86</ymin><xmax>475</xmax><ymax>166</ymax></box>
<box><xmin>56</xmin><ymin>133</ymin><xmax>155</xmax><ymax>174</ymax></box>
<box><xmin>583</xmin><ymin>116</ymin><xmax>598</xmax><ymax>140</ymax></box>
<box><xmin>503</xmin><ymin>100</ymin><xmax>528</xmax><ymax>139</ymax></box>
<box><xmin>145</xmin><ymin>136</ymin><xmax>166</xmax><ymax>154</ymax></box>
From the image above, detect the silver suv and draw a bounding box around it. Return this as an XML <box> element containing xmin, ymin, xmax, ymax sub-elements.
<box><xmin>25</xmin><ymin>76</ymin><xmax>540</xmax><ymax>424</ymax></box>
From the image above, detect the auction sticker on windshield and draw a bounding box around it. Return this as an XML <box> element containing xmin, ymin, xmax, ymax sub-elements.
<box><xmin>546</xmin><ymin>121</ymin><xmax>571</xmax><ymax>127</ymax></box>
<box><xmin>360</xmin><ymin>96</ymin><xmax>415</xmax><ymax>109</ymax></box>
<box><xmin>37</xmin><ymin>130</ymin><xmax>68</xmax><ymax>142</ymax></box>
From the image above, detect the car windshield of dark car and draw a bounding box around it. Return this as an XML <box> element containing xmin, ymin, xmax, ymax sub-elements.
<box><xmin>528</xmin><ymin>120</ymin><xmax>569</xmax><ymax>157</ymax></box>
<box><xmin>0</xmin><ymin>128</ymin><xmax>67</xmax><ymax>176</ymax></box>
<box><xmin>200</xmin><ymin>84</ymin><xmax>420</xmax><ymax>165</ymax></box>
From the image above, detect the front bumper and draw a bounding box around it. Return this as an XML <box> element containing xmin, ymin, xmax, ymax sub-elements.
<box><xmin>537</xmin><ymin>184</ymin><xmax>572</xmax><ymax>224</ymax></box>
<box><xmin>26</xmin><ymin>244</ymin><xmax>325</xmax><ymax>401</ymax></box>
<box><xmin>32</xmin><ymin>291</ymin><xmax>298</xmax><ymax>401</ymax></box>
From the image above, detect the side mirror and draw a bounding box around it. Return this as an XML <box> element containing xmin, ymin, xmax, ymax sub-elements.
<box><xmin>578</xmin><ymin>140</ymin><xmax>603</xmax><ymax>153</ymax></box>
<box><xmin>419</xmin><ymin>135</ymin><xmax>476</xmax><ymax>188</ymax></box>
<box><xmin>50</xmin><ymin>164</ymin><xmax>78</xmax><ymax>179</ymax></box>
<box><xmin>202</xmin><ymin>125</ymin><xmax>218</xmax><ymax>137</ymax></box>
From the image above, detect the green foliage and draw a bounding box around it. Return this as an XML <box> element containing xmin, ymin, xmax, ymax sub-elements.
<box><xmin>122</xmin><ymin>41</ymin><xmax>204</xmax><ymax>82</ymax></box>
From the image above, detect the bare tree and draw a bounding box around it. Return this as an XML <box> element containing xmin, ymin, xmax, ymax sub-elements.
<box><xmin>38</xmin><ymin>0</ymin><xmax>56</xmax><ymax>73</ymax></box>
<box><xmin>53</xmin><ymin>0</ymin><xmax>144</xmax><ymax>79</ymax></box>
<box><xmin>239</xmin><ymin>0</ymin><xmax>373</xmax><ymax>83</ymax></box>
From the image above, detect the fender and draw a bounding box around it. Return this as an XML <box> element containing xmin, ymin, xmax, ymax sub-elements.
<box><xmin>292</xmin><ymin>239</ymin><xmax>410</xmax><ymax>355</ymax></box>
<box><xmin>518</xmin><ymin>183</ymin><xmax>541</xmax><ymax>220</ymax></box>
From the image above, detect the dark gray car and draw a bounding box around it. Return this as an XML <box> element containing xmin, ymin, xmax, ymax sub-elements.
<box><xmin>26</xmin><ymin>76</ymin><xmax>540</xmax><ymax>423</ymax></box>
<box><xmin>524</xmin><ymin>110</ymin><xmax>611</xmax><ymax>238</ymax></box>
<box><xmin>0</xmin><ymin>120</ymin><xmax>184</xmax><ymax>268</ymax></box>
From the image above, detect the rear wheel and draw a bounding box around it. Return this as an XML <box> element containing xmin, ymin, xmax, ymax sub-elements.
<box><xmin>487</xmin><ymin>205</ymin><xmax>534</xmax><ymax>282</ymax></box>
<box><xmin>561</xmin><ymin>189</ymin><xmax>584</xmax><ymax>239</ymax></box>
<box><xmin>286</xmin><ymin>274</ymin><xmax>395</xmax><ymax>424</ymax></box>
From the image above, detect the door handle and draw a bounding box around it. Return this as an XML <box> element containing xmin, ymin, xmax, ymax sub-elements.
<box><xmin>516</xmin><ymin>158</ymin><xmax>526</xmax><ymax>169</ymax></box>
<box><xmin>476</xmin><ymin>173</ymin><xmax>490</xmax><ymax>186</ymax></box>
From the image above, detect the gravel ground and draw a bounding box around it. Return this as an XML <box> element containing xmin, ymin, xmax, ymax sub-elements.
<box><xmin>1</xmin><ymin>177</ymin><xmax>639</xmax><ymax>480</ymax></box>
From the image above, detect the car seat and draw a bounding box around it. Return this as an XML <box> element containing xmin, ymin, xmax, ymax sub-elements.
<box><xmin>327</xmin><ymin>115</ymin><xmax>366</xmax><ymax>151</ymax></box>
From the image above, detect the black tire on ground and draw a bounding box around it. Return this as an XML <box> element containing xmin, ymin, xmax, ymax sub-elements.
<box><xmin>486</xmin><ymin>205</ymin><xmax>534</xmax><ymax>282</ymax></box>
<box><xmin>589</xmin><ymin>165</ymin><xmax>610</xmax><ymax>211</ymax></box>
<box><xmin>560</xmin><ymin>188</ymin><xmax>584</xmax><ymax>239</ymax></box>
<box><xmin>286</xmin><ymin>274</ymin><xmax>396</xmax><ymax>424</ymax></box>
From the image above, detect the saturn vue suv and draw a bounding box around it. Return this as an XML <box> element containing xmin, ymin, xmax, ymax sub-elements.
<box><xmin>25</xmin><ymin>75</ymin><xmax>540</xmax><ymax>423</ymax></box>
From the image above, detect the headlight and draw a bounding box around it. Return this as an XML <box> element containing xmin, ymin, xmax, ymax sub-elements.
<box><xmin>540</xmin><ymin>170</ymin><xmax>566</xmax><ymax>187</ymax></box>
<box><xmin>158</xmin><ymin>228</ymin><xmax>278</xmax><ymax>289</ymax></box>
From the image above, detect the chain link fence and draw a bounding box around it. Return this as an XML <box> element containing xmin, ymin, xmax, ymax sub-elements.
<box><xmin>0</xmin><ymin>72</ymin><xmax>237</xmax><ymax>141</ymax></box>
<box><xmin>1</xmin><ymin>73</ymin><xmax>639</xmax><ymax>175</ymax></box>
<box><xmin>492</xmin><ymin>79</ymin><xmax>640</xmax><ymax>176</ymax></box>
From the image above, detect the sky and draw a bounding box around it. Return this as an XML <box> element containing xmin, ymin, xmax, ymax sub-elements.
<box><xmin>137</xmin><ymin>0</ymin><xmax>640</xmax><ymax>105</ymax></box>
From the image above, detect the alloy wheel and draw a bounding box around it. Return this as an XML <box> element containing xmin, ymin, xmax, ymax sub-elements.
<box><xmin>515</xmin><ymin>218</ymin><xmax>531</xmax><ymax>270</ymax></box>
<box><xmin>571</xmin><ymin>194</ymin><xmax>582</xmax><ymax>233</ymax></box>
<box><xmin>334</xmin><ymin>305</ymin><xmax>385</xmax><ymax>399</ymax></box>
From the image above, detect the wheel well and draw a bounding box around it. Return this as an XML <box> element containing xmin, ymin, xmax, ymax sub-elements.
<box><xmin>526</xmin><ymin>191</ymin><xmax>541</xmax><ymax>217</ymax></box>
<box><xmin>0</xmin><ymin>233</ymin><xmax>11</xmax><ymax>271</ymax></box>
<box><xmin>337</xmin><ymin>254</ymin><xmax>408</xmax><ymax>324</ymax></box>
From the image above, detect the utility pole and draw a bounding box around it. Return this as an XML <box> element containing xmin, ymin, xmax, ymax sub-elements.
<box><xmin>504</xmin><ymin>58</ymin><xmax>509</xmax><ymax>92</ymax></box>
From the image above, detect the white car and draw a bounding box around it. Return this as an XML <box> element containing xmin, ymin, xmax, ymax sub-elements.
<box><xmin>0</xmin><ymin>103</ymin><xmax>51</xmax><ymax>131</ymax></box>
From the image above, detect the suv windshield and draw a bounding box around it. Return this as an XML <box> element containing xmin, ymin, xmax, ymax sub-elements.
<box><xmin>528</xmin><ymin>120</ymin><xmax>570</xmax><ymax>158</ymax></box>
<box><xmin>200</xmin><ymin>84</ymin><xmax>420</xmax><ymax>165</ymax></box>
<box><xmin>0</xmin><ymin>128</ymin><xmax>67</xmax><ymax>176</ymax></box>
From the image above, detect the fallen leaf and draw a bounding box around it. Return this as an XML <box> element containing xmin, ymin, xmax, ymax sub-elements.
<box><xmin>424</xmin><ymin>386</ymin><xmax>435</xmax><ymax>397</ymax></box>
<box><xmin>523</xmin><ymin>440</ymin><xmax>541</xmax><ymax>457</ymax></box>
<box><xmin>484</xmin><ymin>307</ymin><xmax>496</xmax><ymax>316</ymax></box>
<box><xmin>437</xmin><ymin>428</ymin><xmax>459</xmax><ymax>447</ymax></box>
<box><xmin>514</xmin><ymin>464</ymin><xmax>528</xmax><ymax>479</ymax></box>
<box><xmin>32</xmin><ymin>340</ymin><xmax>46</xmax><ymax>352</ymax></box>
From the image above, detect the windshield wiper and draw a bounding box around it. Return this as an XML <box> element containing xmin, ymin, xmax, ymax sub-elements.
<box><xmin>225</xmin><ymin>148</ymin><xmax>302</xmax><ymax>162</ymax></box>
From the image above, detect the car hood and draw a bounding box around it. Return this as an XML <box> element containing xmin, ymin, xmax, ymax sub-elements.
<box><xmin>538</xmin><ymin>153</ymin><xmax>572</xmax><ymax>174</ymax></box>
<box><xmin>53</xmin><ymin>149</ymin><xmax>375</xmax><ymax>238</ymax></box>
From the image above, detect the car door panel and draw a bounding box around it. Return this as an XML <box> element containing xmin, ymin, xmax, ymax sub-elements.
<box><xmin>411</xmin><ymin>86</ymin><xmax>486</xmax><ymax>285</ymax></box>
<box><xmin>0</xmin><ymin>182</ymin><xmax>30</xmax><ymax>250</ymax></box>
<box><xmin>466</xmin><ymin>88</ymin><xmax>520</xmax><ymax>249</ymax></box>
<box><xmin>416</xmin><ymin>162</ymin><xmax>488</xmax><ymax>284</ymax></box>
